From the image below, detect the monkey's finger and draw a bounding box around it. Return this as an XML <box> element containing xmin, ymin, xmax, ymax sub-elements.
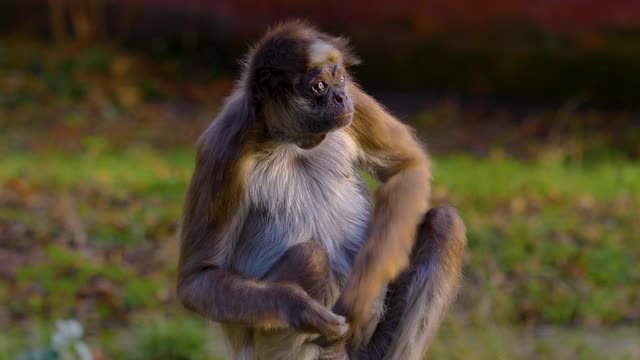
<box><xmin>316</xmin><ymin>318</ymin><xmax>349</xmax><ymax>340</ymax></box>
<box><xmin>312</xmin><ymin>319</ymin><xmax>352</xmax><ymax>348</ymax></box>
<box><xmin>303</xmin><ymin>303</ymin><xmax>349</xmax><ymax>339</ymax></box>
<box><xmin>315</xmin><ymin>303</ymin><xmax>348</xmax><ymax>329</ymax></box>
<box><xmin>318</xmin><ymin>315</ymin><xmax>349</xmax><ymax>339</ymax></box>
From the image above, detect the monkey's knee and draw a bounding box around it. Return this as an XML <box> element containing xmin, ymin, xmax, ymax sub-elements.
<box><xmin>413</xmin><ymin>206</ymin><xmax>466</xmax><ymax>263</ymax></box>
<box><xmin>264</xmin><ymin>242</ymin><xmax>331</xmax><ymax>300</ymax></box>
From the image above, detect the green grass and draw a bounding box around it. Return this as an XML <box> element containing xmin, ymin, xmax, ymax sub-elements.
<box><xmin>435</xmin><ymin>155</ymin><xmax>640</xmax><ymax>201</ymax></box>
<box><xmin>0</xmin><ymin>147</ymin><xmax>193</xmax><ymax>197</ymax></box>
<box><xmin>2</xmin><ymin>149</ymin><xmax>639</xmax><ymax>359</ymax></box>
<box><xmin>3</xmin><ymin>149</ymin><xmax>639</xmax><ymax>200</ymax></box>
<box><xmin>430</xmin><ymin>320</ymin><xmax>640</xmax><ymax>360</ymax></box>
<box><xmin>103</xmin><ymin>316</ymin><xmax>225</xmax><ymax>360</ymax></box>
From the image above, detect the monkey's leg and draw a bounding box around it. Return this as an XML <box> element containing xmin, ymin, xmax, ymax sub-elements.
<box><xmin>263</xmin><ymin>241</ymin><xmax>333</xmax><ymax>303</ymax></box>
<box><xmin>253</xmin><ymin>242</ymin><xmax>347</xmax><ymax>360</ymax></box>
<box><xmin>357</xmin><ymin>206</ymin><xmax>466</xmax><ymax>360</ymax></box>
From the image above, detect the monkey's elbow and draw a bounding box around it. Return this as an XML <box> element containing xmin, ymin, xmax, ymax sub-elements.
<box><xmin>176</xmin><ymin>272</ymin><xmax>224</xmax><ymax>322</ymax></box>
<box><xmin>176</xmin><ymin>279</ymin><xmax>192</xmax><ymax>309</ymax></box>
<box><xmin>176</xmin><ymin>275</ymin><xmax>202</xmax><ymax>314</ymax></box>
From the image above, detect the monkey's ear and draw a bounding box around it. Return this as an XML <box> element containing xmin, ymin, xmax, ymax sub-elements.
<box><xmin>254</xmin><ymin>67</ymin><xmax>286</xmax><ymax>99</ymax></box>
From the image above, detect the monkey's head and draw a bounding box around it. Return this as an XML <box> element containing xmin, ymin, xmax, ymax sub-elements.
<box><xmin>246</xmin><ymin>21</ymin><xmax>361</xmax><ymax>149</ymax></box>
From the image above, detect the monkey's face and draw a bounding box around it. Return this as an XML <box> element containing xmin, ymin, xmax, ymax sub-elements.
<box><xmin>261</xmin><ymin>63</ymin><xmax>354</xmax><ymax>149</ymax></box>
<box><xmin>265</xmin><ymin>64</ymin><xmax>354</xmax><ymax>149</ymax></box>
<box><xmin>298</xmin><ymin>63</ymin><xmax>354</xmax><ymax>129</ymax></box>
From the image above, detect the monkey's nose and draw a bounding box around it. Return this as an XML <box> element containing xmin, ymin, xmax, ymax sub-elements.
<box><xmin>334</xmin><ymin>94</ymin><xmax>344</xmax><ymax>104</ymax></box>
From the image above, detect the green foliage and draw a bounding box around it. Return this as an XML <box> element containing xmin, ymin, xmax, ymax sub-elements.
<box><xmin>433</xmin><ymin>155</ymin><xmax>640</xmax><ymax>201</ymax></box>
<box><xmin>109</xmin><ymin>317</ymin><xmax>223</xmax><ymax>360</ymax></box>
<box><xmin>13</xmin><ymin>243</ymin><xmax>166</xmax><ymax>320</ymax></box>
<box><xmin>76</xmin><ymin>47</ymin><xmax>114</xmax><ymax>74</ymax></box>
<box><xmin>123</xmin><ymin>279</ymin><xmax>161</xmax><ymax>309</ymax></box>
<box><xmin>0</xmin><ymin>331</ymin><xmax>26</xmax><ymax>360</ymax></box>
<box><xmin>0</xmin><ymin>323</ymin><xmax>52</xmax><ymax>360</ymax></box>
<box><xmin>429</xmin><ymin>320</ymin><xmax>640</xmax><ymax>360</ymax></box>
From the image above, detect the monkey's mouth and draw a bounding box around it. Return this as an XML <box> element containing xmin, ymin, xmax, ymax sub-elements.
<box><xmin>295</xmin><ymin>113</ymin><xmax>353</xmax><ymax>149</ymax></box>
<box><xmin>296</xmin><ymin>133</ymin><xmax>327</xmax><ymax>149</ymax></box>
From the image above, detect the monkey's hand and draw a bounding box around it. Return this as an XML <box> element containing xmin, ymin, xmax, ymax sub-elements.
<box><xmin>281</xmin><ymin>285</ymin><xmax>350</xmax><ymax>340</ymax></box>
<box><xmin>313</xmin><ymin>281</ymin><xmax>375</xmax><ymax>349</ymax></box>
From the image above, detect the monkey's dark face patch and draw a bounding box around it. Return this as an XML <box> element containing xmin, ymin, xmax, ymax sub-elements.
<box><xmin>291</xmin><ymin>63</ymin><xmax>354</xmax><ymax>134</ymax></box>
<box><xmin>261</xmin><ymin>61</ymin><xmax>354</xmax><ymax>148</ymax></box>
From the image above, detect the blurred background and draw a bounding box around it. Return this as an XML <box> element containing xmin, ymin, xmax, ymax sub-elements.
<box><xmin>1</xmin><ymin>1</ymin><xmax>639</xmax><ymax>359</ymax></box>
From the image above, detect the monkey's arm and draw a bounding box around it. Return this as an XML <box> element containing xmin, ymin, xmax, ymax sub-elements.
<box><xmin>337</xmin><ymin>85</ymin><xmax>432</xmax><ymax>323</ymax></box>
<box><xmin>177</xmin><ymin>104</ymin><xmax>347</xmax><ymax>338</ymax></box>
<box><xmin>177</xmin><ymin>155</ymin><xmax>347</xmax><ymax>337</ymax></box>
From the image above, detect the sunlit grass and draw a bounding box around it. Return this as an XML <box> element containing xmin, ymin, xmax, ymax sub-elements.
<box><xmin>3</xmin><ymin>150</ymin><xmax>639</xmax><ymax>200</ymax></box>
<box><xmin>1</xmin><ymin>148</ymin><xmax>193</xmax><ymax>198</ymax></box>
<box><xmin>435</xmin><ymin>155</ymin><xmax>640</xmax><ymax>201</ymax></box>
<box><xmin>2</xmin><ymin>149</ymin><xmax>639</xmax><ymax>359</ymax></box>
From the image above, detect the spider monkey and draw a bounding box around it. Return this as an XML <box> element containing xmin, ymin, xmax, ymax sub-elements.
<box><xmin>177</xmin><ymin>20</ymin><xmax>467</xmax><ymax>360</ymax></box>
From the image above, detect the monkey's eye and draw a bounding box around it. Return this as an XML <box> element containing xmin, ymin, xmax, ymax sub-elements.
<box><xmin>339</xmin><ymin>75</ymin><xmax>345</xmax><ymax>84</ymax></box>
<box><xmin>311</xmin><ymin>81</ymin><xmax>326</xmax><ymax>93</ymax></box>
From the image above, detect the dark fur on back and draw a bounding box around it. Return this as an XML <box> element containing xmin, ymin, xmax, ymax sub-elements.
<box><xmin>246</xmin><ymin>22</ymin><xmax>311</xmax><ymax>101</ymax></box>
